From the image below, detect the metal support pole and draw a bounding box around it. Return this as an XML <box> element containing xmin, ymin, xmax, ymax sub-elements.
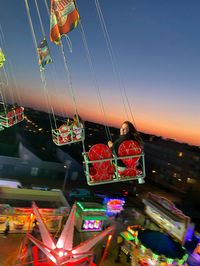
<box><xmin>62</xmin><ymin>160</ymin><xmax>71</xmax><ymax>192</ymax></box>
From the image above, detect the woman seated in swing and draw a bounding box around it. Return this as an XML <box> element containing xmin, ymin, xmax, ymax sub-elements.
<box><xmin>108</xmin><ymin>121</ymin><xmax>143</xmax><ymax>174</ymax></box>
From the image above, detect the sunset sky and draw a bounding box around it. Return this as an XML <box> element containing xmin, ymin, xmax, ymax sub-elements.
<box><xmin>0</xmin><ymin>0</ymin><xmax>200</xmax><ymax>146</ymax></box>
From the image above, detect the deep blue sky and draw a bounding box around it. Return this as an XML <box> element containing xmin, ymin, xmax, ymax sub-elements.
<box><xmin>0</xmin><ymin>0</ymin><xmax>200</xmax><ymax>146</ymax></box>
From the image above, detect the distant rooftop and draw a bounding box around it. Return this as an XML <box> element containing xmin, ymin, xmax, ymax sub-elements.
<box><xmin>0</xmin><ymin>187</ymin><xmax>69</xmax><ymax>209</ymax></box>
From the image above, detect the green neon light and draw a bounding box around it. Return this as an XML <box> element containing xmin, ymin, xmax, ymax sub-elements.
<box><xmin>166</xmin><ymin>258</ymin><xmax>174</xmax><ymax>264</ymax></box>
<box><xmin>120</xmin><ymin>231</ymin><xmax>135</xmax><ymax>241</ymax></box>
<box><xmin>152</xmin><ymin>254</ymin><xmax>158</xmax><ymax>260</ymax></box>
<box><xmin>127</xmin><ymin>228</ymin><xmax>134</xmax><ymax>234</ymax></box>
<box><xmin>82</xmin><ymin>216</ymin><xmax>107</xmax><ymax>221</ymax></box>
<box><xmin>77</xmin><ymin>202</ymin><xmax>106</xmax><ymax>212</ymax></box>
<box><xmin>135</xmin><ymin>238</ymin><xmax>139</xmax><ymax>244</ymax></box>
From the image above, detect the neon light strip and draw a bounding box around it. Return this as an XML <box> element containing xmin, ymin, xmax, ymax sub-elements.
<box><xmin>77</xmin><ymin>202</ymin><xmax>106</xmax><ymax>212</ymax></box>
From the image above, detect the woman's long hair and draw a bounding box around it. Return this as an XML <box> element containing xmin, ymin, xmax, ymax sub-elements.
<box><xmin>123</xmin><ymin>121</ymin><xmax>143</xmax><ymax>146</ymax></box>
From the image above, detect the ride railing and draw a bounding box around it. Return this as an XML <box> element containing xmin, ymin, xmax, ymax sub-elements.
<box><xmin>83</xmin><ymin>151</ymin><xmax>145</xmax><ymax>186</ymax></box>
<box><xmin>52</xmin><ymin>126</ymin><xmax>85</xmax><ymax>146</ymax></box>
<box><xmin>0</xmin><ymin>106</ymin><xmax>24</xmax><ymax>128</ymax></box>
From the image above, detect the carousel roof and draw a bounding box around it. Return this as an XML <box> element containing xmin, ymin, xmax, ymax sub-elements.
<box><xmin>138</xmin><ymin>229</ymin><xmax>186</xmax><ymax>259</ymax></box>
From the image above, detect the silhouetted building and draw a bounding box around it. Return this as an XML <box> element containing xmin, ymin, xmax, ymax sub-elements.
<box><xmin>145</xmin><ymin>137</ymin><xmax>200</xmax><ymax>194</ymax></box>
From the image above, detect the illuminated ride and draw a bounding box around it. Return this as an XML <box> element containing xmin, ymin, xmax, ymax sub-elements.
<box><xmin>49</xmin><ymin>0</ymin><xmax>84</xmax><ymax>146</ymax></box>
<box><xmin>0</xmin><ymin>44</ymin><xmax>24</xmax><ymax>131</ymax></box>
<box><xmin>49</xmin><ymin>0</ymin><xmax>85</xmax><ymax>146</ymax></box>
<box><xmin>80</xmin><ymin>0</ymin><xmax>145</xmax><ymax>185</ymax></box>
<box><xmin>25</xmin><ymin>0</ymin><xmax>145</xmax><ymax>185</ymax></box>
<box><xmin>119</xmin><ymin>226</ymin><xmax>188</xmax><ymax>266</ymax></box>
<box><xmin>17</xmin><ymin>202</ymin><xmax>114</xmax><ymax>266</ymax></box>
<box><xmin>137</xmin><ymin>229</ymin><xmax>188</xmax><ymax>266</ymax></box>
<box><xmin>25</xmin><ymin>0</ymin><xmax>85</xmax><ymax>147</ymax></box>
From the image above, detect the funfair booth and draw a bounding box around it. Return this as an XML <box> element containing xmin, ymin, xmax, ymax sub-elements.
<box><xmin>75</xmin><ymin>202</ymin><xmax>107</xmax><ymax>232</ymax></box>
<box><xmin>142</xmin><ymin>192</ymin><xmax>194</xmax><ymax>245</ymax></box>
<box><xmin>0</xmin><ymin>187</ymin><xmax>70</xmax><ymax>233</ymax></box>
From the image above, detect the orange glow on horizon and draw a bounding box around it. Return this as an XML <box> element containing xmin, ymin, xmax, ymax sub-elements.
<box><xmin>96</xmin><ymin>117</ymin><xmax>200</xmax><ymax>147</ymax></box>
<box><xmin>13</xmin><ymin>92</ymin><xmax>200</xmax><ymax>147</ymax></box>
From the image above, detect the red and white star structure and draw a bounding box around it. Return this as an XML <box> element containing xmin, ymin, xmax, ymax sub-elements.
<box><xmin>27</xmin><ymin>202</ymin><xmax>114</xmax><ymax>265</ymax></box>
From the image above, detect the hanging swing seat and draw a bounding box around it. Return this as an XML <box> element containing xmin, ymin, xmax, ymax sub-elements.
<box><xmin>0</xmin><ymin>106</ymin><xmax>24</xmax><ymax>128</ymax></box>
<box><xmin>52</xmin><ymin>123</ymin><xmax>84</xmax><ymax>146</ymax></box>
<box><xmin>116</xmin><ymin>140</ymin><xmax>145</xmax><ymax>183</ymax></box>
<box><xmin>72</xmin><ymin>125</ymin><xmax>84</xmax><ymax>141</ymax></box>
<box><xmin>83</xmin><ymin>140</ymin><xmax>145</xmax><ymax>186</ymax></box>
<box><xmin>85</xmin><ymin>144</ymin><xmax>115</xmax><ymax>184</ymax></box>
<box><xmin>15</xmin><ymin>106</ymin><xmax>24</xmax><ymax>122</ymax></box>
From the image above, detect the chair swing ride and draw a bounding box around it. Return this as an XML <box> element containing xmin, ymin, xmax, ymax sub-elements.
<box><xmin>25</xmin><ymin>0</ymin><xmax>145</xmax><ymax>187</ymax></box>
<box><xmin>0</xmin><ymin>1</ymin><xmax>146</xmax><ymax>265</ymax></box>
<box><xmin>80</xmin><ymin>1</ymin><xmax>146</xmax><ymax>186</ymax></box>
<box><xmin>0</xmin><ymin>43</ymin><xmax>24</xmax><ymax>131</ymax></box>
<box><xmin>25</xmin><ymin>0</ymin><xmax>84</xmax><ymax>147</ymax></box>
